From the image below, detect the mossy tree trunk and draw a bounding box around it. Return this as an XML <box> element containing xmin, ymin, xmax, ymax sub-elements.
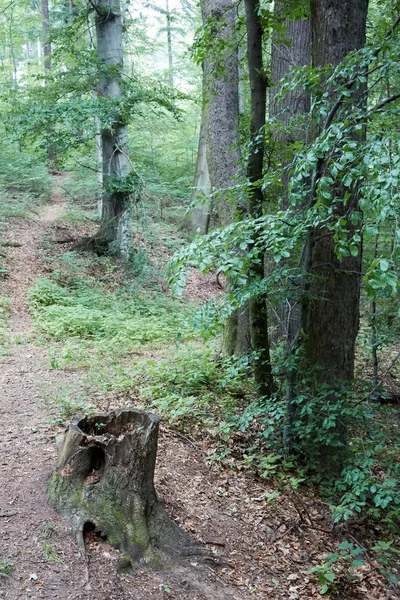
<box><xmin>48</xmin><ymin>410</ymin><xmax>190</xmax><ymax>566</ymax></box>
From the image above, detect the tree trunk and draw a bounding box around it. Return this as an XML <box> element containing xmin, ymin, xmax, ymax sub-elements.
<box><xmin>95</xmin><ymin>0</ymin><xmax>132</xmax><ymax>260</ymax></box>
<box><xmin>201</xmin><ymin>0</ymin><xmax>250</xmax><ymax>356</ymax></box>
<box><xmin>268</xmin><ymin>3</ymin><xmax>311</xmax><ymax>347</ymax></box>
<box><xmin>201</xmin><ymin>0</ymin><xmax>239</xmax><ymax>226</ymax></box>
<box><xmin>48</xmin><ymin>410</ymin><xmax>191</xmax><ymax>566</ymax></box>
<box><xmin>269</xmin><ymin>3</ymin><xmax>311</xmax><ymax>157</ymax></box>
<box><xmin>41</xmin><ymin>0</ymin><xmax>58</xmax><ymax>167</ymax></box>
<box><xmin>41</xmin><ymin>0</ymin><xmax>51</xmax><ymax>71</ymax></box>
<box><xmin>166</xmin><ymin>0</ymin><xmax>174</xmax><ymax>87</ymax></box>
<box><xmin>244</xmin><ymin>0</ymin><xmax>274</xmax><ymax>397</ymax></box>
<box><xmin>95</xmin><ymin>112</ymin><xmax>103</xmax><ymax>217</ymax></box>
<box><xmin>187</xmin><ymin>63</ymin><xmax>211</xmax><ymax>235</ymax></box>
<box><xmin>302</xmin><ymin>0</ymin><xmax>368</xmax><ymax>382</ymax></box>
<box><xmin>188</xmin><ymin>109</ymin><xmax>211</xmax><ymax>234</ymax></box>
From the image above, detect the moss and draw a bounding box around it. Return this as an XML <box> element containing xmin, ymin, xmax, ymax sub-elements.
<box><xmin>48</xmin><ymin>472</ymin><xmax>163</xmax><ymax>567</ymax></box>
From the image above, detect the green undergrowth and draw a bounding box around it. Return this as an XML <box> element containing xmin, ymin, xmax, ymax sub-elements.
<box><xmin>0</xmin><ymin>148</ymin><xmax>51</xmax><ymax>227</ymax></box>
<box><xmin>136</xmin><ymin>343</ymin><xmax>255</xmax><ymax>426</ymax></box>
<box><xmin>42</xmin><ymin>383</ymin><xmax>95</xmax><ymax>426</ymax></box>
<box><xmin>28</xmin><ymin>276</ymin><xmax>194</xmax><ymax>355</ymax></box>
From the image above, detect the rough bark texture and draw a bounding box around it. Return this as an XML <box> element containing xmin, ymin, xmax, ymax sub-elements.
<box><xmin>48</xmin><ymin>410</ymin><xmax>190</xmax><ymax>567</ymax></box>
<box><xmin>270</xmin><ymin>3</ymin><xmax>311</xmax><ymax>158</ymax></box>
<box><xmin>268</xmin><ymin>4</ymin><xmax>311</xmax><ymax>345</ymax></box>
<box><xmin>201</xmin><ymin>0</ymin><xmax>240</xmax><ymax>226</ymax></box>
<box><xmin>201</xmin><ymin>0</ymin><xmax>250</xmax><ymax>356</ymax></box>
<box><xmin>303</xmin><ymin>0</ymin><xmax>369</xmax><ymax>381</ymax></box>
<box><xmin>95</xmin><ymin>0</ymin><xmax>132</xmax><ymax>260</ymax></box>
<box><xmin>244</xmin><ymin>0</ymin><xmax>274</xmax><ymax>397</ymax></box>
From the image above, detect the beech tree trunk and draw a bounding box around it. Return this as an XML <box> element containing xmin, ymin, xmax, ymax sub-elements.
<box><xmin>188</xmin><ymin>110</ymin><xmax>211</xmax><ymax>234</ymax></box>
<box><xmin>41</xmin><ymin>0</ymin><xmax>51</xmax><ymax>71</ymax></box>
<box><xmin>302</xmin><ymin>0</ymin><xmax>368</xmax><ymax>382</ymax></box>
<box><xmin>187</xmin><ymin>65</ymin><xmax>211</xmax><ymax>235</ymax></box>
<box><xmin>201</xmin><ymin>0</ymin><xmax>250</xmax><ymax>356</ymax></box>
<box><xmin>48</xmin><ymin>410</ymin><xmax>190</xmax><ymax>566</ymax></box>
<box><xmin>244</xmin><ymin>0</ymin><xmax>274</xmax><ymax>397</ymax></box>
<box><xmin>166</xmin><ymin>0</ymin><xmax>174</xmax><ymax>87</ymax></box>
<box><xmin>94</xmin><ymin>0</ymin><xmax>132</xmax><ymax>260</ymax></box>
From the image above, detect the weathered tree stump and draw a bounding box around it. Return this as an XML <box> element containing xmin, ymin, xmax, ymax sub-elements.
<box><xmin>48</xmin><ymin>409</ymin><xmax>190</xmax><ymax>566</ymax></box>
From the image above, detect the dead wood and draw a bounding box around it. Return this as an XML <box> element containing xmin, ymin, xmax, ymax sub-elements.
<box><xmin>48</xmin><ymin>409</ymin><xmax>194</xmax><ymax>567</ymax></box>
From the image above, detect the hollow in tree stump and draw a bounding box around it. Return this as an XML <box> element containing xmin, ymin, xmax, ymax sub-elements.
<box><xmin>48</xmin><ymin>409</ymin><xmax>191</xmax><ymax>566</ymax></box>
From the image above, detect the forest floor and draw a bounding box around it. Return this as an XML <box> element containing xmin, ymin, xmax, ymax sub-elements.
<box><xmin>0</xmin><ymin>178</ymin><xmax>396</xmax><ymax>600</ymax></box>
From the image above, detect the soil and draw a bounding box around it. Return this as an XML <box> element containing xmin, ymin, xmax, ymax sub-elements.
<box><xmin>0</xmin><ymin>179</ymin><xmax>396</xmax><ymax>600</ymax></box>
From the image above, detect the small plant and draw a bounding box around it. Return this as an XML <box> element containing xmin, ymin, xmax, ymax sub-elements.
<box><xmin>42</xmin><ymin>522</ymin><xmax>64</xmax><ymax>564</ymax></box>
<box><xmin>0</xmin><ymin>557</ymin><xmax>12</xmax><ymax>577</ymax></box>
<box><xmin>308</xmin><ymin>541</ymin><xmax>364</xmax><ymax>595</ymax></box>
<box><xmin>372</xmin><ymin>540</ymin><xmax>400</xmax><ymax>585</ymax></box>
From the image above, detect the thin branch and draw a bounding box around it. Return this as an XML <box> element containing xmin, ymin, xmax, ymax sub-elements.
<box><xmin>87</xmin><ymin>0</ymin><xmax>103</xmax><ymax>17</ymax></box>
<box><xmin>367</xmin><ymin>91</ymin><xmax>400</xmax><ymax>115</ymax></box>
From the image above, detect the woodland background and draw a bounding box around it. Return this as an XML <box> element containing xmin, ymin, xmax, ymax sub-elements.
<box><xmin>0</xmin><ymin>0</ymin><xmax>399</xmax><ymax>597</ymax></box>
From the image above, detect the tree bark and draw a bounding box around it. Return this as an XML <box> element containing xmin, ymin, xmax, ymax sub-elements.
<box><xmin>41</xmin><ymin>0</ymin><xmax>51</xmax><ymax>72</ymax></box>
<box><xmin>94</xmin><ymin>0</ymin><xmax>132</xmax><ymax>260</ymax></box>
<box><xmin>188</xmin><ymin>108</ymin><xmax>211</xmax><ymax>234</ymax></box>
<box><xmin>187</xmin><ymin>64</ymin><xmax>211</xmax><ymax>235</ymax></box>
<box><xmin>201</xmin><ymin>0</ymin><xmax>250</xmax><ymax>356</ymax></box>
<box><xmin>201</xmin><ymin>0</ymin><xmax>240</xmax><ymax>226</ymax></box>
<box><xmin>270</xmin><ymin>3</ymin><xmax>311</xmax><ymax>159</ymax></box>
<box><xmin>166</xmin><ymin>0</ymin><xmax>174</xmax><ymax>87</ymax></box>
<box><xmin>302</xmin><ymin>0</ymin><xmax>369</xmax><ymax>382</ymax></box>
<box><xmin>48</xmin><ymin>410</ymin><xmax>191</xmax><ymax>566</ymax></box>
<box><xmin>244</xmin><ymin>0</ymin><xmax>274</xmax><ymax>397</ymax></box>
<box><xmin>268</xmin><ymin>3</ymin><xmax>311</xmax><ymax>346</ymax></box>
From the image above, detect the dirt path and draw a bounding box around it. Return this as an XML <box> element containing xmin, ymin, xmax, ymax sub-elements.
<box><xmin>0</xmin><ymin>181</ymin><xmax>279</xmax><ymax>600</ymax></box>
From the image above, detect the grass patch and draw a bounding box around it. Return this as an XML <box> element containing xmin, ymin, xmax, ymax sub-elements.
<box><xmin>58</xmin><ymin>208</ymin><xmax>98</xmax><ymax>225</ymax></box>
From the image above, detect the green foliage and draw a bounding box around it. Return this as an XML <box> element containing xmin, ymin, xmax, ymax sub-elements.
<box><xmin>0</xmin><ymin>147</ymin><xmax>51</xmax><ymax>201</ymax></box>
<box><xmin>137</xmin><ymin>343</ymin><xmax>253</xmax><ymax>425</ymax></box>
<box><xmin>372</xmin><ymin>540</ymin><xmax>400</xmax><ymax>584</ymax></box>
<box><xmin>28</xmin><ymin>276</ymin><xmax>192</xmax><ymax>346</ymax></box>
<box><xmin>0</xmin><ymin>146</ymin><xmax>51</xmax><ymax>229</ymax></box>
<box><xmin>308</xmin><ymin>541</ymin><xmax>365</xmax><ymax>595</ymax></box>
<box><xmin>309</xmin><ymin>539</ymin><xmax>400</xmax><ymax>594</ymax></box>
<box><xmin>0</xmin><ymin>557</ymin><xmax>12</xmax><ymax>577</ymax></box>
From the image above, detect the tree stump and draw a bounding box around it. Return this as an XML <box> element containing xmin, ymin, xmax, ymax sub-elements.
<box><xmin>48</xmin><ymin>409</ymin><xmax>190</xmax><ymax>566</ymax></box>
